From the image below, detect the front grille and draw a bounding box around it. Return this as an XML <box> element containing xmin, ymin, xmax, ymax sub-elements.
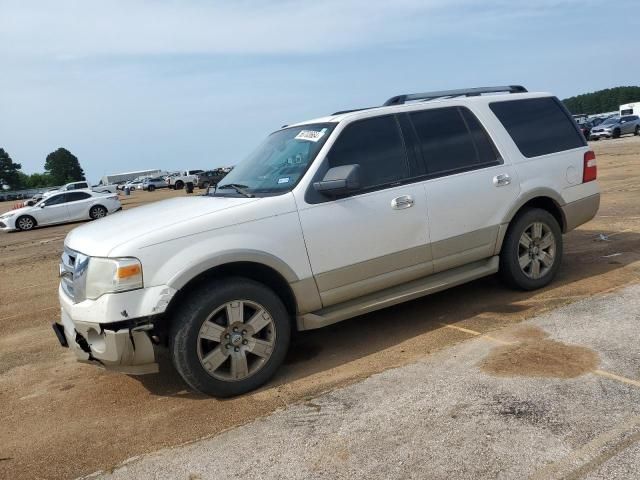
<box><xmin>60</xmin><ymin>248</ymin><xmax>89</xmax><ymax>303</ymax></box>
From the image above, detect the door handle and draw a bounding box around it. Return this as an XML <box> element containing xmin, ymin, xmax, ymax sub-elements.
<box><xmin>493</xmin><ymin>173</ymin><xmax>511</xmax><ymax>187</ymax></box>
<box><xmin>391</xmin><ymin>195</ymin><xmax>414</xmax><ymax>210</ymax></box>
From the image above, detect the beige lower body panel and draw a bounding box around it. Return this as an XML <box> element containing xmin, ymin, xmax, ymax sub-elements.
<box><xmin>297</xmin><ymin>256</ymin><xmax>499</xmax><ymax>331</ymax></box>
<box><xmin>562</xmin><ymin>194</ymin><xmax>600</xmax><ymax>232</ymax></box>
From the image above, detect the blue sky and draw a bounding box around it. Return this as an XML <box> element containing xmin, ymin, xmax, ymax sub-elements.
<box><xmin>0</xmin><ymin>0</ymin><xmax>637</xmax><ymax>183</ymax></box>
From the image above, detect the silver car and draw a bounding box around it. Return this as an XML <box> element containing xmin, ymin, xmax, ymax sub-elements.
<box><xmin>590</xmin><ymin>115</ymin><xmax>640</xmax><ymax>140</ymax></box>
<box><xmin>142</xmin><ymin>176</ymin><xmax>168</xmax><ymax>191</ymax></box>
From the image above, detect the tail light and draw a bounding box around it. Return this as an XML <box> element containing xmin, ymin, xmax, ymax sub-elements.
<box><xmin>583</xmin><ymin>150</ymin><xmax>597</xmax><ymax>183</ymax></box>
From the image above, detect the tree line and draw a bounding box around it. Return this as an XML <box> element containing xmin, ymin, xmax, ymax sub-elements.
<box><xmin>562</xmin><ymin>86</ymin><xmax>640</xmax><ymax>115</ymax></box>
<box><xmin>0</xmin><ymin>147</ymin><xmax>85</xmax><ymax>191</ymax></box>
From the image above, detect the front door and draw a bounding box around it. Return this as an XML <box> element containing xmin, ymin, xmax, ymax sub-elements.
<box><xmin>36</xmin><ymin>193</ymin><xmax>70</xmax><ymax>225</ymax></box>
<box><xmin>297</xmin><ymin>115</ymin><xmax>431</xmax><ymax>307</ymax></box>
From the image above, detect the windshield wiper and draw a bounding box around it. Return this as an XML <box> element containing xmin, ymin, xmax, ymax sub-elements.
<box><xmin>217</xmin><ymin>183</ymin><xmax>254</xmax><ymax>198</ymax></box>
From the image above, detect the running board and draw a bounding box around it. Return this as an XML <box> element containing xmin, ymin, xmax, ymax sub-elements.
<box><xmin>297</xmin><ymin>256</ymin><xmax>499</xmax><ymax>331</ymax></box>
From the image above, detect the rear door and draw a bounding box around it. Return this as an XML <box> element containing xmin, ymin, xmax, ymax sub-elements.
<box><xmin>408</xmin><ymin>106</ymin><xmax>519</xmax><ymax>273</ymax></box>
<box><xmin>297</xmin><ymin>115</ymin><xmax>431</xmax><ymax>307</ymax></box>
<box><xmin>35</xmin><ymin>193</ymin><xmax>70</xmax><ymax>225</ymax></box>
<box><xmin>65</xmin><ymin>191</ymin><xmax>93</xmax><ymax>220</ymax></box>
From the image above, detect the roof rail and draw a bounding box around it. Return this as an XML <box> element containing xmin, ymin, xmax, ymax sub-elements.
<box><xmin>331</xmin><ymin>107</ymin><xmax>374</xmax><ymax>115</ymax></box>
<box><xmin>382</xmin><ymin>85</ymin><xmax>527</xmax><ymax>106</ymax></box>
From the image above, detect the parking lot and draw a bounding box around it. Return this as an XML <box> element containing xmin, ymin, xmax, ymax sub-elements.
<box><xmin>1</xmin><ymin>136</ymin><xmax>639</xmax><ymax>479</ymax></box>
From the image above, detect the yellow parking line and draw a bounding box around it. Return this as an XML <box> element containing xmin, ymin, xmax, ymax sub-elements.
<box><xmin>439</xmin><ymin>323</ymin><xmax>640</xmax><ymax>389</ymax></box>
<box><xmin>594</xmin><ymin>369</ymin><xmax>640</xmax><ymax>388</ymax></box>
<box><xmin>438</xmin><ymin>323</ymin><xmax>513</xmax><ymax>345</ymax></box>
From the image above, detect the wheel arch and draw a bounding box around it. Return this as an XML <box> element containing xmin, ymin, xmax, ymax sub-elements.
<box><xmin>16</xmin><ymin>214</ymin><xmax>38</xmax><ymax>229</ymax></box>
<box><xmin>496</xmin><ymin>190</ymin><xmax>566</xmax><ymax>254</ymax></box>
<box><xmin>163</xmin><ymin>252</ymin><xmax>314</xmax><ymax>337</ymax></box>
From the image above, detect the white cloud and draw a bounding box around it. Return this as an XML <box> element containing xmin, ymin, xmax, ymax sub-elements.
<box><xmin>0</xmin><ymin>0</ymin><xmax>592</xmax><ymax>58</ymax></box>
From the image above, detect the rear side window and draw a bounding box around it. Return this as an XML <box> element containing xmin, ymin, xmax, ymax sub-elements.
<box><xmin>66</xmin><ymin>192</ymin><xmax>91</xmax><ymax>201</ymax></box>
<box><xmin>328</xmin><ymin>115</ymin><xmax>409</xmax><ymax>189</ymax></box>
<box><xmin>409</xmin><ymin>107</ymin><xmax>500</xmax><ymax>176</ymax></box>
<box><xmin>490</xmin><ymin>97</ymin><xmax>585</xmax><ymax>157</ymax></box>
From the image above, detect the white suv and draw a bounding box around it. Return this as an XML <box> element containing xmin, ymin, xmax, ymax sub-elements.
<box><xmin>53</xmin><ymin>86</ymin><xmax>600</xmax><ymax>396</ymax></box>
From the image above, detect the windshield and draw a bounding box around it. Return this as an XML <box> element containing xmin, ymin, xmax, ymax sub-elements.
<box><xmin>601</xmin><ymin>117</ymin><xmax>619</xmax><ymax>125</ymax></box>
<box><xmin>212</xmin><ymin>123</ymin><xmax>335</xmax><ymax>197</ymax></box>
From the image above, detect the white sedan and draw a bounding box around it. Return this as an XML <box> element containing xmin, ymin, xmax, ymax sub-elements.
<box><xmin>0</xmin><ymin>190</ymin><xmax>121</xmax><ymax>232</ymax></box>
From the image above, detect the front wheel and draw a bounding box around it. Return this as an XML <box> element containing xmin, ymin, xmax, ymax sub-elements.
<box><xmin>174</xmin><ymin>180</ymin><xmax>184</xmax><ymax>190</ymax></box>
<box><xmin>635</xmin><ymin>126</ymin><xmax>639</xmax><ymax>136</ymax></box>
<box><xmin>16</xmin><ymin>215</ymin><xmax>36</xmax><ymax>231</ymax></box>
<box><xmin>170</xmin><ymin>277</ymin><xmax>291</xmax><ymax>397</ymax></box>
<box><xmin>148</xmin><ymin>184</ymin><xmax>156</xmax><ymax>192</ymax></box>
<box><xmin>613</xmin><ymin>128</ymin><xmax>621</xmax><ymax>139</ymax></box>
<box><xmin>499</xmin><ymin>208</ymin><xmax>563</xmax><ymax>291</ymax></box>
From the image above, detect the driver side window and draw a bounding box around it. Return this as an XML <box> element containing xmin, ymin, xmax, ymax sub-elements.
<box><xmin>44</xmin><ymin>194</ymin><xmax>67</xmax><ymax>206</ymax></box>
<box><xmin>328</xmin><ymin>115</ymin><xmax>409</xmax><ymax>190</ymax></box>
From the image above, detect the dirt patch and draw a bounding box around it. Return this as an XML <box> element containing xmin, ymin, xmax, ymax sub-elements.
<box><xmin>480</xmin><ymin>326</ymin><xmax>599</xmax><ymax>378</ymax></box>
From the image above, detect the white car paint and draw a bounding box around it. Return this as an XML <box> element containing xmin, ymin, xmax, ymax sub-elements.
<box><xmin>0</xmin><ymin>191</ymin><xmax>121</xmax><ymax>231</ymax></box>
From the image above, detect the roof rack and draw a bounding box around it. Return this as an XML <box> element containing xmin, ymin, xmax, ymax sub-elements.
<box><xmin>331</xmin><ymin>107</ymin><xmax>374</xmax><ymax>115</ymax></box>
<box><xmin>382</xmin><ymin>85</ymin><xmax>527</xmax><ymax>106</ymax></box>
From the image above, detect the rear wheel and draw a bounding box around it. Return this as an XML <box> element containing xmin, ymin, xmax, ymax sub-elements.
<box><xmin>170</xmin><ymin>277</ymin><xmax>291</xmax><ymax>397</ymax></box>
<box><xmin>635</xmin><ymin>126</ymin><xmax>639</xmax><ymax>136</ymax></box>
<box><xmin>500</xmin><ymin>208</ymin><xmax>562</xmax><ymax>290</ymax></box>
<box><xmin>200</xmin><ymin>181</ymin><xmax>209</xmax><ymax>190</ymax></box>
<box><xmin>148</xmin><ymin>184</ymin><xmax>156</xmax><ymax>192</ymax></box>
<box><xmin>89</xmin><ymin>205</ymin><xmax>108</xmax><ymax>220</ymax></box>
<box><xmin>16</xmin><ymin>215</ymin><xmax>36</xmax><ymax>231</ymax></box>
<box><xmin>613</xmin><ymin>128</ymin><xmax>621</xmax><ymax>139</ymax></box>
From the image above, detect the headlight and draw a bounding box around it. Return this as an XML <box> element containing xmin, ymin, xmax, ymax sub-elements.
<box><xmin>85</xmin><ymin>257</ymin><xmax>143</xmax><ymax>300</ymax></box>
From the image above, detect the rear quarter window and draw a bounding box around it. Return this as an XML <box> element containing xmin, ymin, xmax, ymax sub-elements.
<box><xmin>490</xmin><ymin>97</ymin><xmax>586</xmax><ymax>158</ymax></box>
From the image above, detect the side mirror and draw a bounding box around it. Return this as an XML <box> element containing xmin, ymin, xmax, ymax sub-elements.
<box><xmin>40</xmin><ymin>203</ymin><xmax>46</xmax><ymax>208</ymax></box>
<box><xmin>313</xmin><ymin>165</ymin><xmax>361</xmax><ymax>196</ymax></box>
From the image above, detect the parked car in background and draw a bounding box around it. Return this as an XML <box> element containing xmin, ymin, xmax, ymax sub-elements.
<box><xmin>42</xmin><ymin>181</ymin><xmax>90</xmax><ymax>198</ymax></box>
<box><xmin>142</xmin><ymin>176</ymin><xmax>169</xmax><ymax>191</ymax></box>
<box><xmin>0</xmin><ymin>191</ymin><xmax>121</xmax><ymax>231</ymax></box>
<box><xmin>91</xmin><ymin>183</ymin><xmax>118</xmax><ymax>194</ymax></box>
<box><xmin>590</xmin><ymin>115</ymin><xmax>640</xmax><ymax>139</ymax></box>
<box><xmin>167</xmin><ymin>170</ymin><xmax>204</xmax><ymax>190</ymax></box>
<box><xmin>53</xmin><ymin>85</ymin><xmax>600</xmax><ymax>397</ymax></box>
<box><xmin>123</xmin><ymin>179</ymin><xmax>144</xmax><ymax>191</ymax></box>
<box><xmin>196</xmin><ymin>168</ymin><xmax>231</xmax><ymax>189</ymax></box>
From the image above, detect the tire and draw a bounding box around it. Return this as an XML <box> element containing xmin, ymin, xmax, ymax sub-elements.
<box><xmin>89</xmin><ymin>205</ymin><xmax>108</xmax><ymax>220</ymax></box>
<box><xmin>170</xmin><ymin>277</ymin><xmax>291</xmax><ymax>397</ymax></box>
<box><xmin>200</xmin><ymin>181</ymin><xmax>209</xmax><ymax>190</ymax></box>
<box><xmin>613</xmin><ymin>128</ymin><xmax>621</xmax><ymax>139</ymax></box>
<box><xmin>635</xmin><ymin>126</ymin><xmax>639</xmax><ymax>136</ymax></box>
<box><xmin>175</xmin><ymin>180</ymin><xmax>184</xmax><ymax>190</ymax></box>
<box><xmin>499</xmin><ymin>208</ymin><xmax>563</xmax><ymax>291</ymax></box>
<box><xmin>148</xmin><ymin>185</ymin><xmax>156</xmax><ymax>192</ymax></box>
<box><xmin>16</xmin><ymin>215</ymin><xmax>36</xmax><ymax>231</ymax></box>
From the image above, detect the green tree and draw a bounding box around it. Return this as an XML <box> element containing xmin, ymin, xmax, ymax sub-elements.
<box><xmin>44</xmin><ymin>148</ymin><xmax>85</xmax><ymax>185</ymax></box>
<box><xmin>0</xmin><ymin>148</ymin><xmax>23</xmax><ymax>189</ymax></box>
<box><xmin>563</xmin><ymin>86</ymin><xmax>640</xmax><ymax>114</ymax></box>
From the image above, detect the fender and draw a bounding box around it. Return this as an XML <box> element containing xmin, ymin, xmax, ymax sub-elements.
<box><xmin>167</xmin><ymin>249</ymin><xmax>300</xmax><ymax>291</ymax></box>
<box><xmin>501</xmin><ymin>187</ymin><xmax>566</xmax><ymax>227</ymax></box>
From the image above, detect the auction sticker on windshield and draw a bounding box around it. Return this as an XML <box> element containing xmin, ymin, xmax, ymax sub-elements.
<box><xmin>295</xmin><ymin>129</ymin><xmax>326</xmax><ymax>142</ymax></box>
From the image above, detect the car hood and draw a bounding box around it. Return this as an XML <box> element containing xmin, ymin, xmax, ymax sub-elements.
<box><xmin>65</xmin><ymin>195</ymin><xmax>260</xmax><ymax>256</ymax></box>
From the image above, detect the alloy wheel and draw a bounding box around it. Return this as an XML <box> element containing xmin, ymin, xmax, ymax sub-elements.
<box><xmin>196</xmin><ymin>300</ymin><xmax>276</xmax><ymax>382</ymax></box>
<box><xmin>518</xmin><ymin>222</ymin><xmax>556</xmax><ymax>279</ymax></box>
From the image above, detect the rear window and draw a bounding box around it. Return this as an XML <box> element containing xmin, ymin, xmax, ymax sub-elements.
<box><xmin>490</xmin><ymin>97</ymin><xmax>585</xmax><ymax>158</ymax></box>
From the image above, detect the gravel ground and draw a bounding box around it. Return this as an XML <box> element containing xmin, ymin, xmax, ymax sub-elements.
<box><xmin>95</xmin><ymin>284</ymin><xmax>640</xmax><ymax>480</ymax></box>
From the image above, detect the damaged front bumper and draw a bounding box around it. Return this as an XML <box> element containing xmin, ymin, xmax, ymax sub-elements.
<box><xmin>53</xmin><ymin>283</ymin><xmax>175</xmax><ymax>375</ymax></box>
<box><xmin>54</xmin><ymin>309</ymin><xmax>159</xmax><ymax>374</ymax></box>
